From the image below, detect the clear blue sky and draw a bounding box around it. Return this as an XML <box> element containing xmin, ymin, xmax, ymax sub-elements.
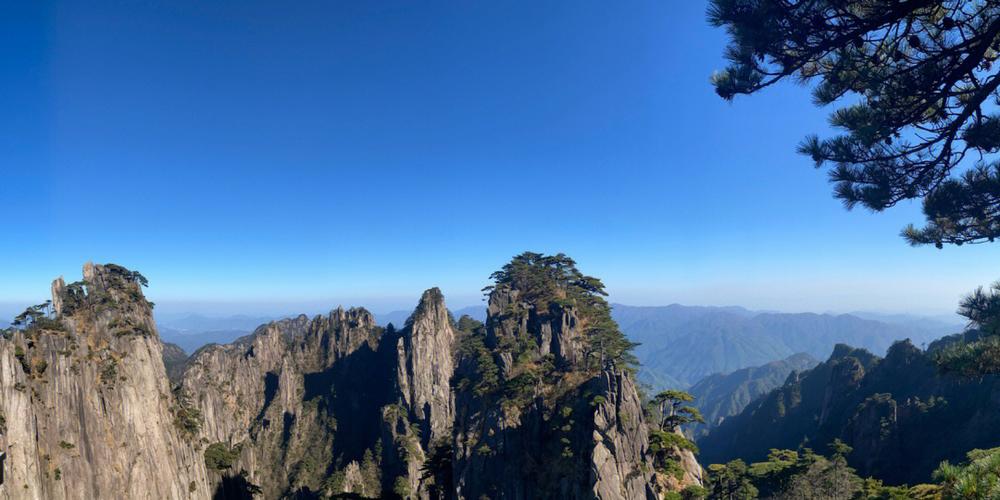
<box><xmin>1</xmin><ymin>1</ymin><xmax>997</xmax><ymax>317</ymax></box>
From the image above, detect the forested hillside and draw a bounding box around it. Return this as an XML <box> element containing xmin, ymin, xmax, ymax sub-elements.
<box><xmin>687</xmin><ymin>353</ymin><xmax>818</xmax><ymax>438</ymax></box>
<box><xmin>613</xmin><ymin>304</ymin><xmax>951</xmax><ymax>389</ymax></box>
<box><xmin>698</xmin><ymin>340</ymin><xmax>1000</xmax><ymax>485</ymax></box>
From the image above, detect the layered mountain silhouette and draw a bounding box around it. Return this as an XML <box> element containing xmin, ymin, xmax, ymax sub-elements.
<box><xmin>612</xmin><ymin>304</ymin><xmax>954</xmax><ymax>389</ymax></box>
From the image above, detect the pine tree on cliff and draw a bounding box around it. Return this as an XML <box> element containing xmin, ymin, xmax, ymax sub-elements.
<box><xmin>710</xmin><ymin>1</ymin><xmax>1000</xmax><ymax>372</ymax></box>
<box><xmin>484</xmin><ymin>251</ymin><xmax>638</xmax><ymax>370</ymax></box>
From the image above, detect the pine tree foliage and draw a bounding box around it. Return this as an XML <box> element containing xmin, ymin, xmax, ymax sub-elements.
<box><xmin>934</xmin><ymin>447</ymin><xmax>1000</xmax><ymax>499</ymax></box>
<box><xmin>710</xmin><ymin>0</ymin><xmax>1000</xmax><ymax>247</ymax></box>
<box><xmin>703</xmin><ymin>444</ymin><xmax>947</xmax><ymax>499</ymax></box>
<box><xmin>934</xmin><ymin>281</ymin><xmax>1000</xmax><ymax>375</ymax></box>
<box><xmin>485</xmin><ymin>252</ymin><xmax>638</xmax><ymax>371</ymax></box>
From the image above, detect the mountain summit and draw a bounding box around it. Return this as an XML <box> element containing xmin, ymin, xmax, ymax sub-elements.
<box><xmin>0</xmin><ymin>257</ymin><xmax>702</xmax><ymax>499</ymax></box>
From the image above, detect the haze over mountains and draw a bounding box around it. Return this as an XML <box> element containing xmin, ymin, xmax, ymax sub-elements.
<box><xmin>2</xmin><ymin>259</ymin><xmax>706</xmax><ymax>498</ymax></box>
<box><xmin>154</xmin><ymin>303</ymin><xmax>959</xmax><ymax>393</ymax></box>
<box><xmin>613</xmin><ymin>304</ymin><xmax>959</xmax><ymax>389</ymax></box>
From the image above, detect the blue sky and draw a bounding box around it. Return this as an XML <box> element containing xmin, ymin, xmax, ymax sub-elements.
<box><xmin>1</xmin><ymin>1</ymin><xmax>997</xmax><ymax>317</ymax></box>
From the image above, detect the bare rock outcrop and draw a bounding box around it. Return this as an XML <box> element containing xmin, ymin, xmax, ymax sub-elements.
<box><xmin>0</xmin><ymin>263</ymin><xmax>211</xmax><ymax>500</ymax></box>
<box><xmin>2</xmin><ymin>260</ymin><xmax>702</xmax><ymax>500</ymax></box>
<box><xmin>453</xmin><ymin>280</ymin><xmax>699</xmax><ymax>499</ymax></box>
<box><xmin>384</xmin><ymin>288</ymin><xmax>458</xmax><ymax>498</ymax></box>
<box><xmin>180</xmin><ymin>307</ymin><xmax>394</xmax><ymax>498</ymax></box>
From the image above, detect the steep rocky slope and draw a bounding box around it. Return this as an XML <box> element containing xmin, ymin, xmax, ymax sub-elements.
<box><xmin>0</xmin><ymin>263</ymin><xmax>211</xmax><ymax>499</ymax></box>
<box><xmin>698</xmin><ymin>340</ymin><xmax>1000</xmax><ymax>484</ymax></box>
<box><xmin>2</xmin><ymin>257</ymin><xmax>703</xmax><ymax>499</ymax></box>
<box><xmin>450</xmin><ymin>255</ymin><xmax>702</xmax><ymax>499</ymax></box>
<box><xmin>161</xmin><ymin>342</ymin><xmax>189</xmax><ymax>382</ymax></box>
<box><xmin>687</xmin><ymin>353</ymin><xmax>818</xmax><ymax>437</ymax></box>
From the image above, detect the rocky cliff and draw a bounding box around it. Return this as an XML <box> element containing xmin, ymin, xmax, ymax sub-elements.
<box><xmin>179</xmin><ymin>306</ymin><xmax>399</xmax><ymax>498</ymax></box>
<box><xmin>698</xmin><ymin>340</ymin><xmax>1000</xmax><ymax>484</ymax></box>
<box><xmin>451</xmin><ymin>254</ymin><xmax>702</xmax><ymax>499</ymax></box>
<box><xmin>1</xmin><ymin>257</ymin><xmax>702</xmax><ymax>499</ymax></box>
<box><xmin>0</xmin><ymin>263</ymin><xmax>211</xmax><ymax>499</ymax></box>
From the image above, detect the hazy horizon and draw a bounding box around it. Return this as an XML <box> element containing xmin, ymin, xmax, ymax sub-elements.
<box><xmin>3</xmin><ymin>2</ymin><xmax>997</xmax><ymax>319</ymax></box>
<box><xmin>0</xmin><ymin>288</ymin><xmax>969</xmax><ymax>325</ymax></box>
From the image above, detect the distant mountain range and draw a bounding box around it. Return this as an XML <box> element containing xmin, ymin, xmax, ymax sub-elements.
<box><xmin>157</xmin><ymin>313</ymin><xmax>278</xmax><ymax>333</ymax></box>
<box><xmin>158</xmin><ymin>327</ymin><xmax>254</xmax><ymax>355</ymax></box>
<box><xmin>688</xmin><ymin>353</ymin><xmax>819</xmax><ymax>437</ymax></box>
<box><xmin>155</xmin><ymin>305</ymin><xmax>958</xmax><ymax>391</ymax></box>
<box><xmin>156</xmin><ymin>306</ymin><xmax>489</xmax><ymax>355</ymax></box>
<box><xmin>612</xmin><ymin>304</ymin><xmax>958</xmax><ymax>389</ymax></box>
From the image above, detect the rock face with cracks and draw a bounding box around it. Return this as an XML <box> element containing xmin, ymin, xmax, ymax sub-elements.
<box><xmin>0</xmin><ymin>263</ymin><xmax>210</xmax><ymax>500</ymax></box>
<box><xmin>0</xmin><ymin>262</ymin><xmax>702</xmax><ymax>499</ymax></box>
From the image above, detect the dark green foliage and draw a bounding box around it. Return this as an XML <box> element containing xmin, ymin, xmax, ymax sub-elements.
<box><xmin>484</xmin><ymin>252</ymin><xmax>605</xmax><ymax>306</ymax></box>
<box><xmin>103</xmin><ymin>263</ymin><xmax>149</xmax><ymax>288</ymax></box>
<box><xmin>56</xmin><ymin>264</ymin><xmax>154</xmax><ymax>317</ymax></box>
<box><xmin>934</xmin><ymin>281</ymin><xmax>1000</xmax><ymax>375</ymax></box>
<box><xmin>58</xmin><ymin>281</ymin><xmax>88</xmax><ymax>316</ymax></box>
<box><xmin>647</xmin><ymin>389</ymin><xmax>703</xmax><ymax>478</ymax></box>
<box><xmin>706</xmin><ymin>460</ymin><xmax>758</xmax><ymax>500</ymax></box>
<box><xmin>455</xmin><ymin>329</ymin><xmax>500</xmax><ymax>397</ymax></box>
<box><xmin>486</xmin><ymin>252</ymin><xmax>637</xmax><ymax>371</ymax></box>
<box><xmin>680</xmin><ymin>485</ymin><xmax>709</xmax><ymax>500</ymax></box>
<box><xmin>99</xmin><ymin>358</ymin><xmax>118</xmax><ymax>385</ymax></box>
<box><xmin>14</xmin><ymin>345</ymin><xmax>30</xmax><ymax>374</ymax></box>
<box><xmin>204</xmin><ymin>442</ymin><xmax>240</xmax><ymax>471</ymax></box>
<box><xmin>11</xmin><ymin>301</ymin><xmax>64</xmax><ymax>333</ymax></box>
<box><xmin>58</xmin><ymin>441</ymin><xmax>74</xmax><ymax>450</ymax></box>
<box><xmin>934</xmin><ymin>334</ymin><xmax>1000</xmax><ymax>376</ymax></box>
<box><xmin>933</xmin><ymin>447</ymin><xmax>1000</xmax><ymax>499</ymax></box>
<box><xmin>359</xmin><ymin>448</ymin><xmax>381</xmax><ymax>497</ymax></box>
<box><xmin>650</xmin><ymin>430</ymin><xmax>698</xmax><ymax>478</ymax></box>
<box><xmin>455</xmin><ymin>314</ymin><xmax>483</xmax><ymax>334</ymax></box>
<box><xmin>648</xmin><ymin>390</ymin><xmax>704</xmax><ymax>432</ymax></box>
<box><xmin>323</xmin><ymin>470</ymin><xmax>346</xmax><ymax>495</ymax></box>
<box><xmin>419</xmin><ymin>439</ymin><xmax>454</xmax><ymax>499</ymax></box>
<box><xmin>172</xmin><ymin>393</ymin><xmax>202</xmax><ymax>439</ymax></box>
<box><xmin>706</xmin><ymin>447</ymin><xmax>870</xmax><ymax>499</ymax></box>
<box><xmin>960</xmin><ymin>282</ymin><xmax>1000</xmax><ymax>335</ymax></box>
<box><xmin>392</xmin><ymin>476</ymin><xmax>411</xmax><ymax>498</ymax></box>
<box><xmin>905</xmin><ymin>164</ymin><xmax>1000</xmax><ymax>248</ymax></box>
<box><xmin>710</xmin><ymin>0</ymin><xmax>1000</xmax><ymax>247</ymax></box>
<box><xmin>699</xmin><ymin>341</ymin><xmax>1000</xmax><ymax>485</ymax></box>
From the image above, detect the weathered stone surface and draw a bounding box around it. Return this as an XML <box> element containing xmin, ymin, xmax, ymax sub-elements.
<box><xmin>400</xmin><ymin>288</ymin><xmax>456</xmax><ymax>446</ymax></box>
<box><xmin>385</xmin><ymin>288</ymin><xmax>458</xmax><ymax>498</ymax></box>
<box><xmin>453</xmin><ymin>284</ymin><xmax>699</xmax><ymax>499</ymax></box>
<box><xmin>591</xmin><ymin>369</ymin><xmax>656</xmax><ymax>499</ymax></box>
<box><xmin>0</xmin><ymin>263</ymin><xmax>211</xmax><ymax>500</ymax></box>
<box><xmin>180</xmin><ymin>307</ymin><xmax>393</xmax><ymax>498</ymax></box>
<box><xmin>2</xmin><ymin>264</ymin><xmax>701</xmax><ymax>500</ymax></box>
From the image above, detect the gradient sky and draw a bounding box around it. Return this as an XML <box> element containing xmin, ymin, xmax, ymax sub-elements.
<box><xmin>1</xmin><ymin>1</ymin><xmax>997</xmax><ymax>318</ymax></box>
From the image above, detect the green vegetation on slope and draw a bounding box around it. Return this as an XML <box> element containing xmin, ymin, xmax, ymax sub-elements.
<box><xmin>485</xmin><ymin>252</ymin><xmax>638</xmax><ymax>372</ymax></box>
<box><xmin>613</xmin><ymin>304</ymin><xmax>948</xmax><ymax>389</ymax></box>
<box><xmin>687</xmin><ymin>353</ymin><xmax>818</xmax><ymax>437</ymax></box>
<box><xmin>698</xmin><ymin>339</ymin><xmax>1000</xmax><ymax>485</ymax></box>
<box><xmin>702</xmin><ymin>443</ymin><xmax>1000</xmax><ymax>499</ymax></box>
